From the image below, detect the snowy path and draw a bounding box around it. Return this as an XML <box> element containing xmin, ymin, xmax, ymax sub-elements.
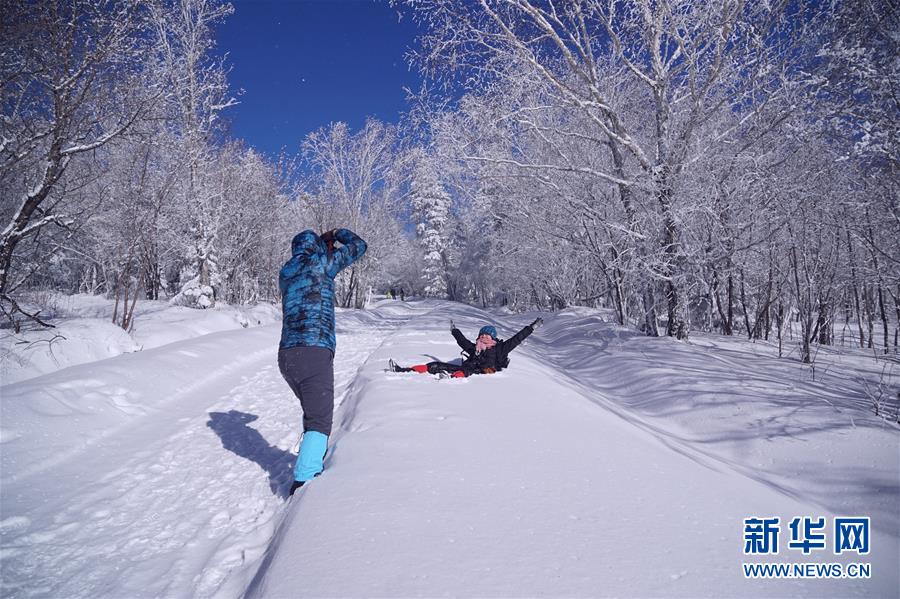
<box><xmin>2</xmin><ymin>300</ymin><xmax>897</xmax><ymax>597</ymax></box>
<box><xmin>250</xmin><ymin>306</ymin><xmax>898</xmax><ymax>598</ymax></box>
<box><xmin>0</xmin><ymin>304</ymin><xmax>420</xmax><ymax>598</ymax></box>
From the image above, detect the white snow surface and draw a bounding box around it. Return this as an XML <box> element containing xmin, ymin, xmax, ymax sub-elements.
<box><xmin>1</xmin><ymin>298</ymin><xmax>898</xmax><ymax>598</ymax></box>
<box><xmin>0</xmin><ymin>293</ymin><xmax>280</xmax><ymax>385</ymax></box>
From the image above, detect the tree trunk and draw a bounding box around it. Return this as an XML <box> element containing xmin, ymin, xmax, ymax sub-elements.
<box><xmin>816</xmin><ymin>298</ymin><xmax>831</xmax><ymax>345</ymax></box>
<box><xmin>846</xmin><ymin>229</ymin><xmax>865</xmax><ymax>347</ymax></box>
<box><xmin>642</xmin><ymin>283</ymin><xmax>660</xmax><ymax>337</ymax></box>
<box><xmin>727</xmin><ymin>274</ymin><xmax>735</xmax><ymax>335</ymax></box>
<box><xmin>775</xmin><ymin>303</ymin><xmax>785</xmax><ymax>358</ymax></box>
<box><xmin>789</xmin><ymin>241</ymin><xmax>812</xmax><ymax>363</ymax></box>
<box><xmin>877</xmin><ymin>283</ymin><xmax>889</xmax><ymax>354</ymax></box>
<box><xmin>0</xmin><ymin>139</ymin><xmax>68</xmax><ymax>301</ymax></box>
<box><xmin>739</xmin><ymin>270</ymin><xmax>753</xmax><ymax>338</ymax></box>
<box><xmin>864</xmin><ymin>286</ymin><xmax>875</xmax><ymax>349</ymax></box>
<box><xmin>712</xmin><ymin>269</ymin><xmax>733</xmax><ymax>336</ymax></box>
<box><xmin>894</xmin><ymin>284</ymin><xmax>900</xmax><ymax>353</ymax></box>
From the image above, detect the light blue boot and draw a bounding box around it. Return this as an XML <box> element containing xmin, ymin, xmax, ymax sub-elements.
<box><xmin>294</xmin><ymin>431</ymin><xmax>328</xmax><ymax>482</ymax></box>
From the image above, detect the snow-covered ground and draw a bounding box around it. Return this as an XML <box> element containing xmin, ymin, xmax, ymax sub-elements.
<box><xmin>0</xmin><ymin>293</ymin><xmax>281</xmax><ymax>385</ymax></box>
<box><xmin>1</xmin><ymin>298</ymin><xmax>898</xmax><ymax>597</ymax></box>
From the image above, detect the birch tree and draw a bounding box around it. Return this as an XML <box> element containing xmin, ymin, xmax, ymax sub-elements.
<box><xmin>150</xmin><ymin>0</ymin><xmax>235</xmax><ymax>309</ymax></box>
<box><xmin>404</xmin><ymin>0</ymin><xmax>821</xmax><ymax>339</ymax></box>
<box><xmin>0</xmin><ymin>0</ymin><xmax>156</xmax><ymax>329</ymax></box>
<box><xmin>301</xmin><ymin>119</ymin><xmax>407</xmax><ymax>308</ymax></box>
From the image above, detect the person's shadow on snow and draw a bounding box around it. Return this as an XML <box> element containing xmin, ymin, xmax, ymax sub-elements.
<box><xmin>206</xmin><ymin>410</ymin><xmax>295</xmax><ymax>499</ymax></box>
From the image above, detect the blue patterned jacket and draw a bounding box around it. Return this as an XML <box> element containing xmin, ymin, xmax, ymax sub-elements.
<box><xmin>279</xmin><ymin>228</ymin><xmax>367</xmax><ymax>352</ymax></box>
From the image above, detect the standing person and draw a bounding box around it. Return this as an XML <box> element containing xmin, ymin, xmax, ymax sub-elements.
<box><xmin>389</xmin><ymin>318</ymin><xmax>543</xmax><ymax>378</ymax></box>
<box><xmin>278</xmin><ymin>228</ymin><xmax>367</xmax><ymax>495</ymax></box>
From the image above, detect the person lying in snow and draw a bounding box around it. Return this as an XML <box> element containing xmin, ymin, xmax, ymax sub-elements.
<box><xmin>388</xmin><ymin>318</ymin><xmax>543</xmax><ymax>378</ymax></box>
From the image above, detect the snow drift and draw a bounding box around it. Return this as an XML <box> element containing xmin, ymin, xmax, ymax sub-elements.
<box><xmin>1</xmin><ymin>298</ymin><xmax>897</xmax><ymax>598</ymax></box>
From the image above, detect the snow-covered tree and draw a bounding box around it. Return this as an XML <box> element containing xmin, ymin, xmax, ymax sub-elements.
<box><xmin>0</xmin><ymin>0</ymin><xmax>157</xmax><ymax>329</ymax></box>
<box><xmin>150</xmin><ymin>0</ymin><xmax>236</xmax><ymax>309</ymax></box>
<box><xmin>404</xmin><ymin>0</ymin><xmax>829</xmax><ymax>339</ymax></box>
<box><xmin>409</xmin><ymin>152</ymin><xmax>452</xmax><ymax>298</ymax></box>
<box><xmin>298</xmin><ymin>119</ymin><xmax>410</xmax><ymax>308</ymax></box>
<box><xmin>215</xmin><ymin>144</ymin><xmax>290</xmax><ymax>304</ymax></box>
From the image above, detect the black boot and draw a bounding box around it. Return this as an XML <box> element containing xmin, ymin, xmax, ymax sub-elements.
<box><xmin>289</xmin><ymin>480</ymin><xmax>305</xmax><ymax>495</ymax></box>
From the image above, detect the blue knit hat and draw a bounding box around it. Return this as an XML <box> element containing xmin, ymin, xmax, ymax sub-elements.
<box><xmin>478</xmin><ymin>325</ymin><xmax>498</xmax><ymax>339</ymax></box>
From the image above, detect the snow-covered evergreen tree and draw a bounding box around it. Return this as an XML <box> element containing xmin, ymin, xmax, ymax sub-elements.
<box><xmin>152</xmin><ymin>0</ymin><xmax>234</xmax><ymax>310</ymax></box>
<box><xmin>171</xmin><ymin>225</ymin><xmax>220</xmax><ymax>309</ymax></box>
<box><xmin>410</xmin><ymin>153</ymin><xmax>451</xmax><ymax>298</ymax></box>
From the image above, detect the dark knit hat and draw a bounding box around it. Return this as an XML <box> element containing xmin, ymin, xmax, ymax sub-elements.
<box><xmin>478</xmin><ymin>325</ymin><xmax>498</xmax><ymax>339</ymax></box>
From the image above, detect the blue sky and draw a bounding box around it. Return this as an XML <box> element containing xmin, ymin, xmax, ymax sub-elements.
<box><xmin>216</xmin><ymin>0</ymin><xmax>423</xmax><ymax>159</ymax></box>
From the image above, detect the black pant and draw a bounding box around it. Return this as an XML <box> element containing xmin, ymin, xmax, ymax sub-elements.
<box><xmin>425</xmin><ymin>361</ymin><xmax>467</xmax><ymax>375</ymax></box>
<box><xmin>278</xmin><ymin>346</ymin><xmax>335</xmax><ymax>436</ymax></box>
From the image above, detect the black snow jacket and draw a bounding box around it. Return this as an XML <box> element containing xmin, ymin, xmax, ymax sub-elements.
<box><xmin>452</xmin><ymin>324</ymin><xmax>534</xmax><ymax>375</ymax></box>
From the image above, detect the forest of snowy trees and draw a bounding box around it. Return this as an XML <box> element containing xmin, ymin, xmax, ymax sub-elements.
<box><xmin>2</xmin><ymin>0</ymin><xmax>897</xmax><ymax>363</ymax></box>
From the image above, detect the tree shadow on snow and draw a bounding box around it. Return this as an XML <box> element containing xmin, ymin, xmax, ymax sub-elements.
<box><xmin>522</xmin><ymin>312</ymin><xmax>900</xmax><ymax>537</ymax></box>
<box><xmin>206</xmin><ymin>410</ymin><xmax>295</xmax><ymax>499</ymax></box>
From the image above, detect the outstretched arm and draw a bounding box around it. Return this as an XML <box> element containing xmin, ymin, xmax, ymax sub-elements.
<box><xmin>502</xmin><ymin>318</ymin><xmax>543</xmax><ymax>353</ymax></box>
<box><xmin>325</xmin><ymin>229</ymin><xmax>367</xmax><ymax>277</ymax></box>
<box><xmin>451</xmin><ymin>325</ymin><xmax>475</xmax><ymax>355</ymax></box>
